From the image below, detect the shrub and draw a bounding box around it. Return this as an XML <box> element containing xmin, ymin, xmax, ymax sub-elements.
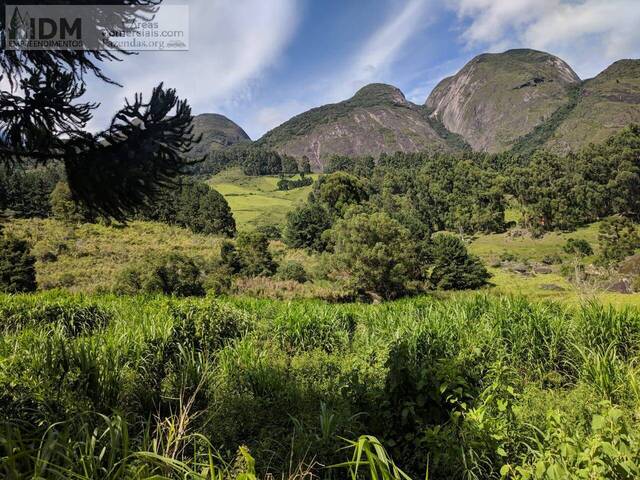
<box><xmin>276</xmin><ymin>261</ymin><xmax>308</xmax><ymax>283</ymax></box>
<box><xmin>115</xmin><ymin>253</ymin><xmax>205</xmax><ymax>296</ymax></box>
<box><xmin>203</xmin><ymin>265</ymin><xmax>234</xmax><ymax>296</ymax></box>
<box><xmin>170</xmin><ymin>299</ymin><xmax>251</xmax><ymax>352</ymax></box>
<box><xmin>597</xmin><ymin>216</ymin><xmax>640</xmax><ymax>266</ymax></box>
<box><xmin>542</xmin><ymin>253</ymin><xmax>563</xmax><ymax>265</ymax></box>
<box><xmin>324</xmin><ymin>211</ymin><xmax>419</xmax><ymax>299</ymax></box>
<box><xmin>429</xmin><ymin>234</ymin><xmax>490</xmax><ymax>290</ymax></box>
<box><xmin>284</xmin><ymin>202</ymin><xmax>332</xmax><ymax>252</ymax></box>
<box><xmin>236</xmin><ymin>231</ymin><xmax>277</xmax><ymax>277</ymax></box>
<box><xmin>0</xmin><ymin>236</ymin><xmax>36</xmax><ymax>293</ymax></box>
<box><xmin>220</xmin><ymin>241</ymin><xmax>242</xmax><ymax>274</ymax></box>
<box><xmin>563</xmin><ymin>238</ymin><xmax>593</xmax><ymax>257</ymax></box>
<box><xmin>256</xmin><ymin>224</ymin><xmax>282</xmax><ymax>240</ymax></box>
<box><xmin>50</xmin><ymin>181</ymin><xmax>89</xmax><ymax>224</ymax></box>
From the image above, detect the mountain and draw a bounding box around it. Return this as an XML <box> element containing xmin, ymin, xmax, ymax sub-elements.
<box><xmin>259</xmin><ymin>84</ymin><xmax>467</xmax><ymax>172</ymax></box>
<box><xmin>426</xmin><ymin>49</ymin><xmax>581</xmax><ymax>152</ymax></box>
<box><xmin>187</xmin><ymin>113</ymin><xmax>251</xmax><ymax>160</ymax></box>
<box><xmin>541</xmin><ymin>59</ymin><xmax>640</xmax><ymax>152</ymax></box>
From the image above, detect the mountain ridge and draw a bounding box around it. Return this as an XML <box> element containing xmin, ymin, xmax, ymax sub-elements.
<box><xmin>192</xmin><ymin>49</ymin><xmax>639</xmax><ymax>168</ymax></box>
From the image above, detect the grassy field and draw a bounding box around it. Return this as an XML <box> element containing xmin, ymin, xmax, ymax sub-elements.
<box><xmin>4</xmin><ymin>209</ymin><xmax>639</xmax><ymax>305</ymax></box>
<box><xmin>4</xmin><ymin>219</ymin><xmax>224</xmax><ymax>293</ymax></box>
<box><xmin>208</xmin><ymin>168</ymin><xmax>318</xmax><ymax>230</ymax></box>
<box><xmin>2</xmin><ymin>292</ymin><xmax>640</xmax><ymax>479</ymax></box>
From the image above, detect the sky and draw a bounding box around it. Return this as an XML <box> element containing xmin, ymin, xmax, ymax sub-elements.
<box><xmin>86</xmin><ymin>0</ymin><xmax>640</xmax><ymax>140</ymax></box>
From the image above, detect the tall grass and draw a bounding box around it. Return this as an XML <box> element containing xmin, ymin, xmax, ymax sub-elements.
<box><xmin>2</xmin><ymin>292</ymin><xmax>640</xmax><ymax>478</ymax></box>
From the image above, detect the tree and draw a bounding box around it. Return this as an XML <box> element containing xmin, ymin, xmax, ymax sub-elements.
<box><xmin>429</xmin><ymin>234</ymin><xmax>490</xmax><ymax>290</ymax></box>
<box><xmin>1</xmin><ymin>1</ymin><xmax>198</xmax><ymax>221</ymax></box>
<box><xmin>284</xmin><ymin>202</ymin><xmax>332</xmax><ymax>251</ymax></box>
<box><xmin>220</xmin><ymin>241</ymin><xmax>242</xmax><ymax>274</ymax></box>
<box><xmin>139</xmin><ymin>180</ymin><xmax>236</xmax><ymax>236</ymax></box>
<box><xmin>0</xmin><ymin>166</ymin><xmax>63</xmax><ymax>218</ymax></box>
<box><xmin>0</xmin><ymin>236</ymin><xmax>37</xmax><ymax>293</ymax></box>
<box><xmin>177</xmin><ymin>182</ymin><xmax>236</xmax><ymax>237</ymax></box>
<box><xmin>311</xmin><ymin>172</ymin><xmax>369</xmax><ymax>217</ymax></box>
<box><xmin>281</xmin><ymin>155</ymin><xmax>299</xmax><ymax>175</ymax></box>
<box><xmin>50</xmin><ymin>181</ymin><xmax>89</xmax><ymax>224</ymax></box>
<box><xmin>597</xmin><ymin>216</ymin><xmax>640</xmax><ymax>266</ymax></box>
<box><xmin>236</xmin><ymin>231</ymin><xmax>277</xmax><ymax>277</ymax></box>
<box><xmin>324</xmin><ymin>211</ymin><xmax>419</xmax><ymax>299</ymax></box>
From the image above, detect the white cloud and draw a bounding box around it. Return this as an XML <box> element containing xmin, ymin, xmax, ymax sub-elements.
<box><xmin>332</xmin><ymin>0</ymin><xmax>434</xmax><ymax>100</ymax></box>
<box><xmin>87</xmin><ymin>0</ymin><xmax>300</xmax><ymax>130</ymax></box>
<box><xmin>240</xmin><ymin>0</ymin><xmax>436</xmax><ymax>137</ymax></box>
<box><xmin>447</xmin><ymin>0</ymin><xmax>640</xmax><ymax>78</ymax></box>
<box><xmin>252</xmin><ymin>100</ymin><xmax>308</xmax><ymax>134</ymax></box>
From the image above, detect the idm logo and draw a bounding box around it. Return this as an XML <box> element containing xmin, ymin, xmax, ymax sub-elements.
<box><xmin>8</xmin><ymin>7</ymin><xmax>81</xmax><ymax>40</ymax></box>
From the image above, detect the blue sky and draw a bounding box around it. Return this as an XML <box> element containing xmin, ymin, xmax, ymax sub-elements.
<box><xmin>87</xmin><ymin>0</ymin><xmax>640</xmax><ymax>139</ymax></box>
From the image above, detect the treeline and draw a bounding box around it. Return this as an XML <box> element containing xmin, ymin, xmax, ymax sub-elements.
<box><xmin>136</xmin><ymin>179</ymin><xmax>236</xmax><ymax>237</ymax></box>
<box><xmin>0</xmin><ymin>166</ymin><xmax>236</xmax><ymax>238</ymax></box>
<box><xmin>276</xmin><ymin>175</ymin><xmax>313</xmax><ymax>191</ymax></box>
<box><xmin>0</xmin><ymin>165</ymin><xmax>64</xmax><ymax>218</ymax></box>
<box><xmin>322</xmin><ymin>124</ymin><xmax>640</xmax><ymax>236</ymax></box>
<box><xmin>191</xmin><ymin>144</ymin><xmax>312</xmax><ymax>176</ymax></box>
<box><xmin>284</xmin><ymin>171</ymin><xmax>490</xmax><ymax>299</ymax></box>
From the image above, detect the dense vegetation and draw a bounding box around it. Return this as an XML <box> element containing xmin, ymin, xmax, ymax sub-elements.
<box><xmin>2</xmin><ymin>293</ymin><xmax>640</xmax><ymax>479</ymax></box>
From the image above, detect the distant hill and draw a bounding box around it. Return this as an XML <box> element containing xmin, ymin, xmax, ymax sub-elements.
<box><xmin>187</xmin><ymin>113</ymin><xmax>251</xmax><ymax>161</ymax></box>
<box><xmin>426</xmin><ymin>49</ymin><xmax>581</xmax><ymax>153</ymax></box>
<box><xmin>258</xmin><ymin>83</ymin><xmax>468</xmax><ymax>172</ymax></box>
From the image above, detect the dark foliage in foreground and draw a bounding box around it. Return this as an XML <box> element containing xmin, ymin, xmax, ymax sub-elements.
<box><xmin>1</xmin><ymin>1</ymin><xmax>198</xmax><ymax>221</ymax></box>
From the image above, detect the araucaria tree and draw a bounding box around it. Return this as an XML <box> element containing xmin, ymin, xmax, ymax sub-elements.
<box><xmin>0</xmin><ymin>235</ymin><xmax>37</xmax><ymax>293</ymax></box>
<box><xmin>0</xmin><ymin>1</ymin><xmax>198</xmax><ymax>221</ymax></box>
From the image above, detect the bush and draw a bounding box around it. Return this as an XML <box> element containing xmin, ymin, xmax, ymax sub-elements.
<box><xmin>284</xmin><ymin>202</ymin><xmax>332</xmax><ymax>251</ymax></box>
<box><xmin>115</xmin><ymin>253</ymin><xmax>205</xmax><ymax>296</ymax></box>
<box><xmin>276</xmin><ymin>261</ymin><xmax>308</xmax><ymax>283</ymax></box>
<box><xmin>324</xmin><ymin>211</ymin><xmax>419</xmax><ymax>299</ymax></box>
<box><xmin>563</xmin><ymin>238</ymin><xmax>593</xmax><ymax>257</ymax></box>
<box><xmin>0</xmin><ymin>236</ymin><xmax>36</xmax><ymax>293</ymax></box>
<box><xmin>236</xmin><ymin>231</ymin><xmax>277</xmax><ymax>277</ymax></box>
<box><xmin>50</xmin><ymin>181</ymin><xmax>89</xmax><ymax>224</ymax></box>
<box><xmin>597</xmin><ymin>216</ymin><xmax>640</xmax><ymax>266</ymax></box>
<box><xmin>170</xmin><ymin>299</ymin><xmax>251</xmax><ymax>352</ymax></box>
<box><xmin>256</xmin><ymin>224</ymin><xmax>281</xmax><ymax>240</ymax></box>
<box><xmin>220</xmin><ymin>241</ymin><xmax>242</xmax><ymax>274</ymax></box>
<box><xmin>429</xmin><ymin>234</ymin><xmax>490</xmax><ymax>290</ymax></box>
<box><xmin>542</xmin><ymin>253</ymin><xmax>563</xmax><ymax>265</ymax></box>
<box><xmin>203</xmin><ymin>264</ymin><xmax>234</xmax><ymax>296</ymax></box>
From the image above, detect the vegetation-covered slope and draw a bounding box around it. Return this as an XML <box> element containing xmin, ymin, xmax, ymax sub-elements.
<box><xmin>259</xmin><ymin>83</ymin><xmax>467</xmax><ymax>171</ymax></box>
<box><xmin>426</xmin><ymin>49</ymin><xmax>581</xmax><ymax>152</ymax></box>
<box><xmin>543</xmin><ymin>59</ymin><xmax>640</xmax><ymax>152</ymax></box>
<box><xmin>208</xmin><ymin>168</ymin><xmax>317</xmax><ymax>230</ymax></box>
